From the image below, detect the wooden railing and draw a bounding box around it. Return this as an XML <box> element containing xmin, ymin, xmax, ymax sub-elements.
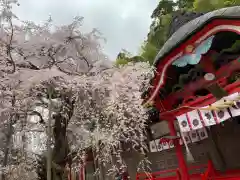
<box><xmin>136</xmin><ymin>160</ymin><xmax>240</xmax><ymax>180</ymax></box>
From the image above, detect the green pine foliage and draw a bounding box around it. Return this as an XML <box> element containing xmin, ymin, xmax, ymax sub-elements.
<box><xmin>115</xmin><ymin>0</ymin><xmax>240</xmax><ymax>65</ymax></box>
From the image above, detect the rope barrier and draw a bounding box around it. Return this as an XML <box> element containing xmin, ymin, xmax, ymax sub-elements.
<box><xmin>145</xmin><ymin>94</ymin><xmax>240</xmax><ymax>115</ymax></box>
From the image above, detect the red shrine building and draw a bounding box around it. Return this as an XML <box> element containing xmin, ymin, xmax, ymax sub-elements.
<box><xmin>139</xmin><ymin>6</ymin><xmax>240</xmax><ymax>180</ymax></box>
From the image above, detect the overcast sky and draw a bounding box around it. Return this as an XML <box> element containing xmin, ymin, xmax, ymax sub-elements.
<box><xmin>13</xmin><ymin>0</ymin><xmax>158</xmax><ymax>60</ymax></box>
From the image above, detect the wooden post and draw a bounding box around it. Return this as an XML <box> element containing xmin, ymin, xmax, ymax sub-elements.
<box><xmin>168</xmin><ymin>118</ymin><xmax>189</xmax><ymax>180</ymax></box>
<box><xmin>79</xmin><ymin>165</ymin><xmax>85</xmax><ymax>180</ymax></box>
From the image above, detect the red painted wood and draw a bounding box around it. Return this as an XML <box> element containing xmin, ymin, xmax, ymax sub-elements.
<box><xmin>144</xmin><ymin>18</ymin><xmax>240</xmax><ymax>180</ymax></box>
<box><xmin>79</xmin><ymin>166</ymin><xmax>85</xmax><ymax>180</ymax></box>
<box><xmin>201</xmin><ymin>160</ymin><xmax>217</xmax><ymax>180</ymax></box>
<box><xmin>147</xmin><ymin>19</ymin><xmax>240</xmax><ymax>105</ymax></box>
<box><xmin>161</xmin><ymin>80</ymin><xmax>240</xmax><ymax>118</ymax></box>
<box><xmin>155</xmin><ymin>57</ymin><xmax>240</xmax><ymax>111</ymax></box>
<box><xmin>136</xmin><ymin>164</ymin><xmax>240</xmax><ymax>180</ymax></box>
<box><xmin>168</xmin><ymin>118</ymin><xmax>189</xmax><ymax>180</ymax></box>
<box><xmin>136</xmin><ymin>167</ymin><xmax>240</xmax><ymax>179</ymax></box>
<box><xmin>159</xmin><ymin>57</ymin><xmax>240</xmax><ymax>115</ymax></box>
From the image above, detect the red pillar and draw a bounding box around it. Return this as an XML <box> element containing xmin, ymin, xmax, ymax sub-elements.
<box><xmin>168</xmin><ymin>118</ymin><xmax>189</xmax><ymax>180</ymax></box>
<box><xmin>79</xmin><ymin>165</ymin><xmax>85</xmax><ymax>180</ymax></box>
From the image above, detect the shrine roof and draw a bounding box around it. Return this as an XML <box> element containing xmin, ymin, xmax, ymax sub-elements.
<box><xmin>153</xmin><ymin>6</ymin><xmax>240</xmax><ymax>67</ymax></box>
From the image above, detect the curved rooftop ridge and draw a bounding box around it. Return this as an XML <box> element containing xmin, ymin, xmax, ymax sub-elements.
<box><xmin>153</xmin><ymin>6</ymin><xmax>240</xmax><ymax>66</ymax></box>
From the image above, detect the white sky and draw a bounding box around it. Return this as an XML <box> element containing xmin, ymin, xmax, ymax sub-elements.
<box><xmin>13</xmin><ymin>0</ymin><xmax>158</xmax><ymax>60</ymax></box>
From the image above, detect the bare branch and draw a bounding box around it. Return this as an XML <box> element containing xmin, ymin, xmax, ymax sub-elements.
<box><xmin>6</xmin><ymin>19</ymin><xmax>16</xmax><ymax>73</ymax></box>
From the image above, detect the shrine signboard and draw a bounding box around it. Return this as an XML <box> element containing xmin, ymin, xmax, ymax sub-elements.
<box><xmin>149</xmin><ymin>128</ymin><xmax>208</xmax><ymax>152</ymax></box>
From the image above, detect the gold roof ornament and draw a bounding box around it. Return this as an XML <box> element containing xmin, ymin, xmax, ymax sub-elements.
<box><xmin>185</xmin><ymin>45</ymin><xmax>194</xmax><ymax>53</ymax></box>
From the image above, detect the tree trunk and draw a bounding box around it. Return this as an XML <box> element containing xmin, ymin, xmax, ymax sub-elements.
<box><xmin>1</xmin><ymin>115</ymin><xmax>14</xmax><ymax>180</ymax></box>
<box><xmin>38</xmin><ymin>90</ymin><xmax>75</xmax><ymax>180</ymax></box>
<box><xmin>2</xmin><ymin>95</ymin><xmax>16</xmax><ymax>180</ymax></box>
<box><xmin>52</xmin><ymin>113</ymin><xmax>70</xmax><ymax>180</ymax></box>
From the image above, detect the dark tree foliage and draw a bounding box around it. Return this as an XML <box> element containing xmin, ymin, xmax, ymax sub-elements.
<box><xmin>138</xmin><ymin>0</ymin><xmax>240</xmax><ymax>65</ymax></box>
